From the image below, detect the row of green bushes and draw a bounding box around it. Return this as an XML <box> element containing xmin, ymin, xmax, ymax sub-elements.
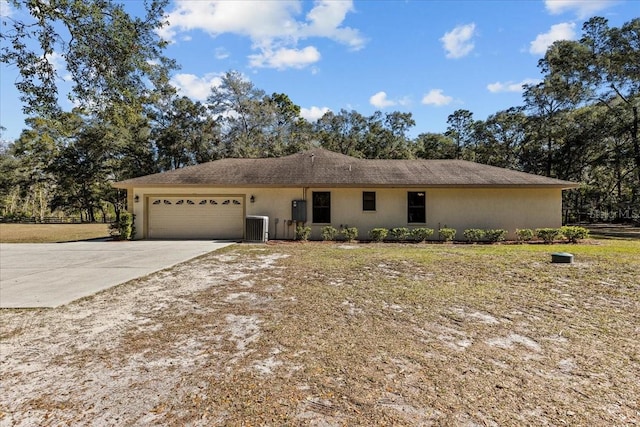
<box><xmin>368</xmin><ymin>227</ymin><xmax>436</xmax><ymax>242</ymax></box>
<box><xmin>462</xmin><ymin>227</ymin><xmax>587</xmax><ymax>243</ymax></box>
<box><xmin>295</xmin><ymin>225</ymin><xmax>590</xmax><ymax>244</ymax></box>
<box><xmin>296</xmin><ymin>225</ymin><xmax>361</xmax><ymax>242</ymax></box>
<box><xmin>518</xmin><ymin>226</ymin><xmax>590</xmax><ymax>243</ymax></box>
<box><xmin>296</xmin><ymin>225</ymin><xmax>438</xmax><ymax>242</ymax></box>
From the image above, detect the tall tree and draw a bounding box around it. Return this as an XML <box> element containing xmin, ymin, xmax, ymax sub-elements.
<box><xmin>2</xmin><ymin>1</ymin><xmax>177</xmax><ymax>218</ymax></box>
<box><xmin>207</xmin><ymin>71</ymin><xmax>267</xmax><ymax>158</ymax></box>
<box><xmin>5</xmin><ymin>114</ymin><xmax>81</xmax><ymax>219</ymax></box>
<box><xmin>445</xmin><ymin>109</ymin><xmax>474</xmax><ymax>159</ymax></box>
<box><xmin>539</xmin><ymin>17</ymin><xmax>640</xmax><ymax>206</ymax></box>
<box><xmin>362</xmin><ymin>111</ymin><xmax>415</xmax><ymax>159</ymax></box>
<box><xmin>473</xmin><ymin>107</ymin><xmax>527</xmax><ymax>169</ymax></box>
<box><xmin>48</xmin><ymin>119</ymin><xmax>113</xmax><ymax>222</ymax></box>
<box><xmin>207</xmin><ymin>72</ymin><xmax>312</xmax><ymax>158</ymax></box>
<box><xmin>262</xmin><ymin>93</ymin><xmax>314</xmax><ymax>156</ymax></box>
<box><xmin>153</xmin><ymin>96</ymin><xmax>220</xmax><ymax>170</ymax></box>
<box><xmin>314</xmin><ymin>109</ymin><xmax>368</xmax><ymax>157</ymax></box>
<box><xmin>0</xmin><ymin>127</ymin><xmax>21</xmax><ymax>216</ymax></box>
<box><xmin>1</xmin><ymin>0</ymin><xmax>175</xmax><ymax>121</ymax></box>
<box><xmin>413</xmin><ymin>133</ymin><xmax>457</xmax><ymax>159</ymax></box>
<box><xmin>522</xmin><ymin>82</ymin><xmax>573</xmax><ymax>177</ymax></box>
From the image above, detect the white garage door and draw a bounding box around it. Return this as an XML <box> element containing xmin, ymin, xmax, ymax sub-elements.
<box><xmin>147</xmin><ymin>196</ymin><xmax>244</xmax><ymax>239</ymax></box>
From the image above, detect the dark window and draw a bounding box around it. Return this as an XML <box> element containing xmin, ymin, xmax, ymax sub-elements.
<box><xmin>312</xmin><ymin>192</ymin><xmax>331</xmax><ymax>223</ymax></box>
<box><xmin>408</xmin><ymin>192</ymin><xmax>426</xmax><ymax>223</ymax></box>
<box><xmin>363</xmin><ymin>191</ymin><xmax>376</xmax><ymax>211</ymax></box>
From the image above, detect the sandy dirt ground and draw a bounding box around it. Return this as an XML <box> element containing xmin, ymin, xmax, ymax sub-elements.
<box><xmin>1</xmin><ymin>243</ymin><xmax>638</xmax><ymax>426</ymax></box>
<box><xmin>2</xmin><ymin>248</ymin><xmax>297</xmax><ymax>426</ymax></box>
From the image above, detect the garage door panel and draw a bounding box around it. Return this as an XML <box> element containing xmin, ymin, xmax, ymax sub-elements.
<box><xmin>148</xmin><ymin>196</ymin><xmax>243</xmax><ymax>239</ymax></box>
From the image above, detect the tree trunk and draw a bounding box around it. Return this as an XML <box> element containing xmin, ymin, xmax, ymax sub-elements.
<box><xmin>38</xmin><ymin>186</ymin><xmax>47</xmax><ymax>221</ymax></box>
<box><xmin>631</xmin><ymin>106</ymin><xmax>640</xmax><ymax>200</ymax></box>
<box><xmin>8</xmin><ymin>188</ymin><xmax>18</xmax><ymax>215</ymax></box>
<box><xmin>546</xmin><ymin>137</ymin><xmax>553</xmax><ymax>177</ymax></box>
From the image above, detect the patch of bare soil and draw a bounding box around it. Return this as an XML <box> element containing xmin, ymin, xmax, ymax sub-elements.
<box><xmin>1</xmin><ymin>243</ymin><xmax>639</xmax><ymax>426</ymax></box>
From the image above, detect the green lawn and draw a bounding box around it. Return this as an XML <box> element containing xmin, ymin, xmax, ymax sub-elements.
<box><xmin>0</xmin><ymin>223</ymin><xmax>110</xmax><ymax>243</ymax></box>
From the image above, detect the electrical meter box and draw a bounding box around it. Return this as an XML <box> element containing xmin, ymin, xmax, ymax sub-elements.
<box><xmin>291</xmin><ymin>200</ymin><xmax>307</xmax><ymax>222</ymax></box>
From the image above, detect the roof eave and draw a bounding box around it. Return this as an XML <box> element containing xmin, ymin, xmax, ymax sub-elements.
<box><xmin>112</xmin><ymin>182</ymin><xmax>581</xmax><ymax>190</ymax></box>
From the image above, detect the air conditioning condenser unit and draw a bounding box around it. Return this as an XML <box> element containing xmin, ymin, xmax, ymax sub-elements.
<box><xmin>245</xmin><ymin>215</ymin><xmax>269</xmax><ymax>242</ymax></box>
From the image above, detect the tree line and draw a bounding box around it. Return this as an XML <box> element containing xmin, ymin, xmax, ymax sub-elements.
<box><xmin>0</xmin><ymin>1</ymin><xmax>638</xmax><ymax>224</ymax></box>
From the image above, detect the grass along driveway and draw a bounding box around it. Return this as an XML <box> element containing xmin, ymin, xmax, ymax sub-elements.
<box><xmin>0</xmin><ymin>223</ymin><xmax>110</xmax><ymax>243</ymax></box>
<box><xmin>1</xmin><ymin>240</ymin><xmax>638</xmax><ymax>425</ymax></box>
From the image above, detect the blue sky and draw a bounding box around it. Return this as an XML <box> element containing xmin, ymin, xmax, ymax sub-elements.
<box><xmin>0</xmin><ymin>0</ymin><xmax>637</xmax><ymax>142</ymax></box>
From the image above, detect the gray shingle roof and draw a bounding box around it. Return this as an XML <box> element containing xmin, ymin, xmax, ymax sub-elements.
<box><xmin>113</xmin><ymin>148</ymin><xmax>579</xmax><ymax>189</ymax></box>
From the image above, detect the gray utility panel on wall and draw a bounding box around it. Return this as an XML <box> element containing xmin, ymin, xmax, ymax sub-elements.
<box><xmin>291</xmin><ymin>200</ymin><xmax>307</xmax><ymax>222</ymax></box>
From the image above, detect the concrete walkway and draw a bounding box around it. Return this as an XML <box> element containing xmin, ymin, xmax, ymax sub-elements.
<box><xmin>0</xmin><ymin>240</ymin><xmax>234</xmax><ymax>308</ymax></box>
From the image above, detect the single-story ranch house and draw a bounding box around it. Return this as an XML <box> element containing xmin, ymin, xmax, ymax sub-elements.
<box><xmin>113</xmin><ymin>148</ymin><xmax>579</xmax><ymax>241</ymax></box>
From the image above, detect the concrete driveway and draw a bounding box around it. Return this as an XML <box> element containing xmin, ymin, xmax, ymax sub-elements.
<box><xmin>0</xmin><ymin>240</ymin><xmax>234</xmax><ymax>308</ymax></box>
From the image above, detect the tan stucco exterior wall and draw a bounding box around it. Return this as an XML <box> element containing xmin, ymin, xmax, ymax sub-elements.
<box><xmin>305</xmin><ymin>187</ymin><xmax>562</xmax><ymax>240</ymax></box>
<box><xmin>424</xmin><ymin>188</ymin><xmax>562</xmax><ymax>240</ymax></box>
<box><xmin>305</xmin><ymin>187</ymin><xmax>408</xmax><ymax>239</ymax></box>
<box><xmin>127</xmin><ymin>186</ymin><xmax>563</xmax><ymax>240</ymax></box>
<box><xmin>129</xmin><ymin>187</ymin><xmax>305</xmax><ymax>239</ymax></box>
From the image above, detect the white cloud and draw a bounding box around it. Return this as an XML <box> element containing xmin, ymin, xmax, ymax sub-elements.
<box><xmin>0</xmin><ymin>0</ymin><xmax>13</xmax><ymax>18</ymax></box>
<box><xmin>529</xmin><ymin>22</ymin><xmax>576</xmax><ymax>55</ymax></box>
<box><xmin>158</xmin><ymin>0</ymin><xmax>364</xmax><ymax>70</ymax></box>
<box><xmin>214</xmin><ymin>47</ymin><xmax>230</xmax><ymax>60</ymax></box>
<box><xmin>158</xmin><ymin>1</ymin><xmax>297</xmax><ymax>41</ymax></box>
<box><xmin>421</xmin><ymin>89</ymin><xmax>453</xmax><ymax>106</ymax></box>
<box><xmin>440</xmin><ymin>23</ymin><xmax>477</xmax><ymax>59</ymax></box>
<box><xmin>487</xmin><ymin>78</ymin><xmax>542</xmax><ymax>93</ymax></box>
<box><xmin>545</xmin><ymin>0</ymin><xmax>617</xmax><ymax>18</ymax></box>
<box><xmin>170</xmin><ymin>73</ymin><xmax>223</xmax><ymax>101</ymax></box>
<box><xmin>369</xmin><ymin>91</ymin><xmax>411</xmax><ymax>108</ymax></box>
<box><xmin>248</xmin><ymin>46</ymin><xmax>321</xmax><ymax>69</ymax></box>
<box><xmin>369</xmin><ymin>91</ymin><xmax>396</xmax><ymax>108</ymax></box>
<box><xmin>301</xmin><ymin>106</ymin><xmax>330</xmax><ymax>122</ymax></box>
<box><xmin>301</xmin><ymin>0</ymin><xmax>365</xmax><ymax>50</ymax></box>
